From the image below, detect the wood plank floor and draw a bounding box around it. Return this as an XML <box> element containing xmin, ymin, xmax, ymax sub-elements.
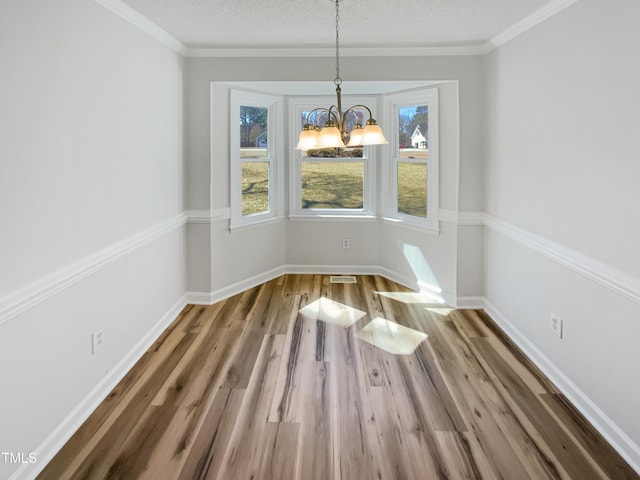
<box><xmin>38</xmin><ymin>275</ymin><xmax>639</xmax><ymax>480</ymax></box>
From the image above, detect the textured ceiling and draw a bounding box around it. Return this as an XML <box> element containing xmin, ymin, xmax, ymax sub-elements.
<box><xmin>120</xmin><ymin>0</ymin><xmax>552</xmax><ymax>49</ymax></box>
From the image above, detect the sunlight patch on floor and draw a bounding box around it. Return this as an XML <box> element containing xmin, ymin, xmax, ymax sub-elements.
<box><xmin>355</xmin><ymin>317</ymin><xmax>428</xmax><ymax>355</ymax></box>
<box><xmin>299</xmin><ymin>297</ymin><xmax>366</xmax><ymax>328</ymax></box>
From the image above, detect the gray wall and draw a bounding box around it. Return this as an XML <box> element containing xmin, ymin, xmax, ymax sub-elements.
<box><xmin>187</xmin><ymin>56</ymin><xmax>484</xmax><ymax>210</ymax></box>
<box><xmin>484</xmin><ymin>0</ymin><xmax>640</xmax><ymax>465</ymax></box>
<box><xmin>185</xmin><ymin>56</ymin><xmax>485</xmax><ymax>299</ymax></box>
<box><xmin>0</xmin><ymin>1</ymin><xmax>186</xmax><ymax>478</ymax></box>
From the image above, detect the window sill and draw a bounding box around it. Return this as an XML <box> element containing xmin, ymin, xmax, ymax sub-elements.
<box><xmin>288</xmin><ymin>214</ymin><xmax>378</xmax><ymax>222</ymax></box>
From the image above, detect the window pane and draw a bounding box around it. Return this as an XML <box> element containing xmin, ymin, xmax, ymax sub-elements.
<box><xmin>301</xmin><ymin>162</ymin><xmax>363</xmax><ymax>209</ymax></box>
<box><xmin>397</xmin><ymin>162</ymin><xmax>427</xmax><ymax>218</ymax></box>
<box><xmin>242</xmin><ymin>162</ymin><xmax>269</xmax><ymax>215</ymax></box>
<box><xmin>398</xmin><ymin>105</ymin><xmax>428</xmax><ymax>158</ymax></box>
<box><xmin>240</xmin><ymin>105</ymin><xmax>268</xmax><ymax>158</ymax></box>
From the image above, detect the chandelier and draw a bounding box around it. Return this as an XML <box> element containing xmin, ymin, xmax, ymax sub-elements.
<box><xmin>295</xmin><ymin>0</ymin><xmax>388</xmax><ymax>151</ymax></box>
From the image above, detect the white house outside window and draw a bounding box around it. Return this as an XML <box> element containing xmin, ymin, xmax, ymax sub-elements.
<box><xmin>383</xmin><ymin>88</ymin><xmax>439</xmax><ymax>233</ymax></box>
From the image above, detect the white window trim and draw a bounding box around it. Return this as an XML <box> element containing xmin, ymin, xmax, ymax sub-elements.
<box><xmin>382</xmin><ymin>88</ymin><xmax>439</xmax><ymax>234</ymax></box>
<box><xmin>229</xmin><ymin>90</ymin><xmax>283</xmax><ymax>231</ymax></box>
<box><xmin>288</xmin><ymin>96</ymin><xmax>379</xmax><ymax>219</ymax></box>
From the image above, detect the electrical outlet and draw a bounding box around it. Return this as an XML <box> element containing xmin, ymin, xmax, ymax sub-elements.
<box><xmin>92</xmin><ymin>329</ymin><xmax>104</xmax><ymax>354</ymax></box>
<box><xmin>550</xmin><ymin>312</ymin><xmax>563</xmax><ymax>339</ymax></box>
<box><xmin>342</xmin><ymin>238</ymin><xmax>350</xmax><ymax>249</ymax></box>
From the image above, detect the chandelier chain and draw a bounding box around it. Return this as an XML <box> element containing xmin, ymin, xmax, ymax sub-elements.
<box><xmin>294</xmin><ymin>0</ymin><xmax>387</xmax><ymax>149</ymax></box>
<box><xmin>334</xmin><ymin>0</ymin><xmax>342</xmax><ymax>86</ymax></box>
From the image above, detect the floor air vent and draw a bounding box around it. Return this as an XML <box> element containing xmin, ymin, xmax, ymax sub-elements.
<box><xmin>330</xmin><ymin>275</ymin><xmax>357</xmax><ymax>284</ymax></box>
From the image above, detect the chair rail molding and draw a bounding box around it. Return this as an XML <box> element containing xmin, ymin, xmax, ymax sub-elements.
<box><xmin>484</xmin><ymin>214</ymin><xmax>640</xmax><ymax>306</ymax></box>
<box><xmin>0</xmin><ymin>213</ymin><xmax>187</xmax><ymax>326</ymax></box>
<box><xmin>439</xmin><ymin>209</ymin><xmax>485</xmax><ymax>226</ymax></box>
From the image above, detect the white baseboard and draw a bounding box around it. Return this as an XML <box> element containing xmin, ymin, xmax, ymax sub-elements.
<box><xmin>483</xmin><ymin>298</ymin><xmax>640</xmax><ymax>474</ymax></box>
<box><xmin>286</xmin><ymin>264</ymin><xmax>380</xmax><ymax>276</ymax></box>
<box><xmin>283</xmin><ymin>264</ymin><xmax>452</xmax><ymax>304</ymax></box>
<box><xmin>185</xmin><ymin>291</ymin><xmax>215</xmax><ymax>305</ymax></box>
<box><xmin>13</xmin><ymin>295</ymin><xmax>188</xmax><ymax>480</ymax></box>
<box><xmin>209</xmin><ymin>265</ymin><xmax>287</xmax><ymax>304</ymax></box>
<box><xmin>198</xmin><ymin>265</ymin><xmax>461</xmax><ymax>309</ymax></box>
<box><xmin>454</xmin><ymin>296</ymin><xmax>485</xmax><ymax>309</ymax></box>
<box><xmin>373</xmin><ymin>266</ymin><xmax>419</xmax><ymax>291</ymax></box>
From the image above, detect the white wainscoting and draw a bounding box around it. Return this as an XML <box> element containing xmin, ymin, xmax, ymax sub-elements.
<box><xmin>5</xmin><ymin>214</ymin><xmax>189</xmax><ymax>480</ymax></box>
<box><xmin>483</xmin><ymin>213</ymin><xmax>640</xmax><ymax>473</ymax></box>
<box><xmin>13</xmin><ymin>295</ymin><xmax>188</xmax><ymax>480</ymax></box>
<box><xmin>0</xmin><ymin>214</ymin><xmax>187</xmax><ymax>327</ymax></box>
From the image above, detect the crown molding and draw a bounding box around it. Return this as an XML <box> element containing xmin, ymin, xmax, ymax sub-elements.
<box><xmin>486</xmin><ymin>0</ymin><xmax>580</xmax><ymax>51</ymax></box>
<box><xmin>186</xmin><ymin>45</ymin><xmax>488</xmax><ymax>58</ymax></box>
<box><xmin>93</xmin><ymin>0</ymin><xmax>188</xmax><ymax>56</ymax></box>
<box><xmin>94</xmin><ymin>0</ymin><xmax>579</xmax><ymax>59</ymax></box>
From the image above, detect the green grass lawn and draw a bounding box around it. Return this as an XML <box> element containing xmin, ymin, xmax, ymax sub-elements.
<box><xmin>397</xmin><ymin>162</ymin><xmax>427</xmax><ymax>218</ymax></box>
<box><xmin>241</xmin><ymin>162</ymin><xmax>269</xmax><ymax>215</ymax></box>
<box><xmin>241</xmin><ymin>160</ymin><xmax>428</xmax><ymax>217</ymax></box>
<box><xmin>301</xmin><ymin>162</ymin><xmax>363</xmax><ymax>209</ymax></box>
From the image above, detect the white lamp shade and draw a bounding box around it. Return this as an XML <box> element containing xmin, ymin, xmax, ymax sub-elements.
<box><xmin>317</xmin><ymin>125</ymin><xmax>345</xmax><ymax>148</ymax></box>
<box><xmin>360</xmin><ymin>123</ymin><xmax>389</xmax><ymax>145</ymax></box>
<box><xmin>346</xmin><ymin>125</ymin><xmax>364</xmax><ymax>147</ymax></box>
<box><xmin>296</xmin><ymin>128</ymin><xmax>319</xmax><ymax>150</ymax></box>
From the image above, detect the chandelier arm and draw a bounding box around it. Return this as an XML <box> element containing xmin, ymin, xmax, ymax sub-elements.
<box><xmin>303</xmin><ymin>107</ymin><xmax>333</xmax><ymax>127</ymax></box>
<box><xmin>343</xmin><ymin>104</ymin><xmax>375</xmax><ymax>123</ymax></box>
<box><xmin>303</xmin><ymin>106</ymin><xmax>342</xmax><ymax>129</ymax></box>
<box><xmin>327</xmin><ymin>105</ymin><xmax>342</xmax><ymax>128</ymax></box>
